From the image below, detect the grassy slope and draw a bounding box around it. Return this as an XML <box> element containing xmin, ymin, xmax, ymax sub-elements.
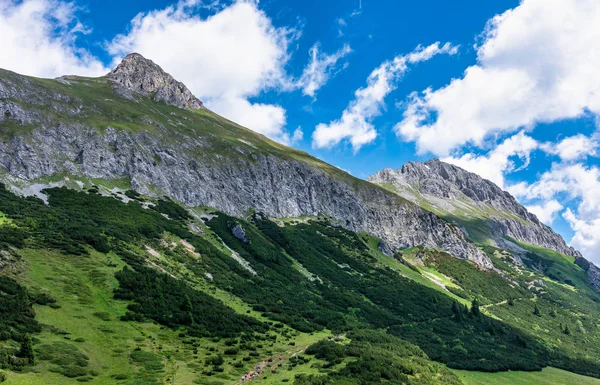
<box><xmin>3</xmin><ymin>70</ymin><xmax>600</xmax><ymax>384</ymax></box>
<box><xmin>1</xmin><ymin>186</ymin><xmax>600</xmax><ymax>383</ymax></box>
<box><xmin>453</xmin><ymin>367</ymin><xmax>600</xmax><ymax>385</ymax></box>
<box><xmin>361</xmin><ymin>236</ymin><xmax>471</xmax><ymax>306</ymax></box>
<box><xmin>3</xmin><ymin>247</ymin><xmax>333</xmax><ymax>385</ymax></box>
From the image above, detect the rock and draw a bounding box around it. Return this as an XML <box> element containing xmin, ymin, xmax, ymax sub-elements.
<box><xmin>586</xmin><ymin>263</ymin><xmax>600</xmax><ymax>292</ymax></box>
<box><xmin>107</xmin><ymin>53</ymin><xmax>203</xmax><ymax>110</ymax></box>
<box><xmin>231</xmin><ymin>223</ymin><xmax>248</xmax><ymax>243</ymax></box>
<box><xmin>0</xmin><ymin>59</ymin><xmax>491</xmax><ymax>269</ymax></box>
<box><xmin>368</xmin><ymin>159</ymin><xmax>581</xmax><ymax>259</ymax></box>
<box><xmin>575</xmin><ymin>256</ymin><xmax>600</xmax><ymax>291</ymax></box>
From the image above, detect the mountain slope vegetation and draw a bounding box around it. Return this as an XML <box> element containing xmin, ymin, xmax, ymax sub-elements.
<box><xmin>1</xmin><ymin>54</ymin><xmax>600</xmax><ymax>384</ymax></box>
<box><xmin>0</xmin><ymin>184</ymin><xmax>599</xmax><ymax>383</ymax></box>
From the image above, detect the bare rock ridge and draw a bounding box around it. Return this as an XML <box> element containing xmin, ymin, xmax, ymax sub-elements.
<box><xmin>368</xmin><ymin>158</ymin><xmax>581</xmax><ymax>258</ymax></box>
<box><xmin>107</xmin><ymin>53</ymin><xmax>203</xmax><ymax>110</ymax></box>
<box><xmin>0</xmin><ymin>55</ymin><xmax>491</xmax><ymax>269</ymax></box>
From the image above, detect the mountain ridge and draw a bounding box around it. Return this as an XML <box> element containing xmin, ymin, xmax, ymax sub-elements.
<box><xmin>368</xmin><ymin>158</ymin><xmax>580</xmax><ymax>258</ymax></box>
<box><xmin>107</xmin><ymin>52</ymin><xmax>204</xmax><ymax>110</ymax></box>
<box><xmin>3</xmin><ymin>53</ymin><xmax>600</xmax><ymax>385</ymax></box>
<box><xmin>0</xmin><ymin>54</ymin><xmax>491</xmax><ymax>268</ymax></box>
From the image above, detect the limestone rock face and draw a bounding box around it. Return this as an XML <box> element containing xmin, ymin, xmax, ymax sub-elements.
<box><xmin>231</xmin><ymin>223</ymin><xmax>248</xmax><ymax>243</ymax></box>
<box><xmin>576</xmin><ymin>256</ymin><xmax>600</xmax><ymax>292</ymax></box>
<box><xmin>0</xmin><ymin>58</ymin><xmax>494</xmax><ymax>269</ymax></box>
<box><xmin>369</xmin><ymin>159</ymin><xmax>581</xmax><ymax>259</ymax></box>
<box><xmin>107</xmin><ymin>53</ymin><xmax>203</xmax><ymax>110</ymax></box>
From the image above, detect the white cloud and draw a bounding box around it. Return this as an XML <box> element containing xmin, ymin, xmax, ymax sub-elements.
<box><xmin>312</xmin><ymin>42</ymin><xmax>458</xmax><ymax>151</ymax></box>
<box><xmin>442</xmin><ymin>131</ymin><xmax>538</xmax><ymax>188</ymax></box>
<box><xmin>208</xmin><ymin>96</ymin><xmax>287</xmax><ymax>140</ymax></box>
<box><xmin>107</xmin><ymin>0</ymin><xmax>302</xmax><ymax>143</ymax></box>
<box><xmin>512</xmin><ymin>163</ymin><xmax>600</xmax><ymax>263</ymax></box>
<box><xmin>396</xmin><ymin>0</ymin><xmax>600</xmax><ymax>156</ymax></box>
<box><xmin>336</xmin><ymin>17</ymin><xmax>346</xmax><ymax>37</ymax></box>
<box><xmin>541</xmin><ymin>133</ymin><xmax>599</xmax><ymax>161</ymax></box>
<box><xmin>526</xmin><ymin>199</ymin><xmax>563</xmax><ymax>225</ymax></box>
<box><xmin>0</xmin><ymin>0</ymin><xmax>109</xmax><ymax>78</ymax></box>
<box><xmin>297</xmin><ymin>43</ymin><xmax>352</xmax><ymax>98</ymax></box>
<box><xmin>290</xmin><ymin>126</ymin><xmax>304</xmax><ymax>144</ymax></box>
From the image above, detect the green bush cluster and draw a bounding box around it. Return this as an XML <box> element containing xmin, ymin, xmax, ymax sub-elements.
<box><xmin>114</xmin><ymin>255</ymin><xmax>268</xmax><ymax>338</ymax></box>
<box><xmin>298</xmin><ymin>330</ymin><xmax>462</xmax><ymax>385</ymax></box>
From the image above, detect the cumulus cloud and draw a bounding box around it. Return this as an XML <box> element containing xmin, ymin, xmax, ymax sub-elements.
<box><xmin>297</xmin><ymin>43</ymin><xmax>352</xmax><ymax>98</ymax></box>
<box><xmin>541</xmin><ymin>133</ymin><xmax>599</xmax><ymax>161</ymax></box>
<box><xmin>1</xmin><ymin>0</ymin><xmax>350</xmax><ymax>144</ymax></box>
<box><xmin>511</xmin><ymin>163</ymin><xmax>600</xmax><ymax>263</ymax></box>
<box><xmin>396</xmin><ymin>0</ymin><xmax>600</xmax><ymax>156</ymax></box>
<box><xmin>107</xmin><ymin>0</ymin><xmax>302</xmax><ymax>143</ymax></box>
<box><xmin>0</xmin><ymin>0</ymin><xmax>109</xmax><ymax>77</ymax></box>
<box><xmin>526</xmin><ymin>199</ymin><xmax>563</xmax><ymax>225</ymax></box>
<box><xmin>312</xmin><ymin>42</ymin><xmax>458</xmax><ymax>151</ymax></box>
<box><xmin>442</xmin><ymin>131</ymin><xmax>538</xmax><ymax>188</ymax></box>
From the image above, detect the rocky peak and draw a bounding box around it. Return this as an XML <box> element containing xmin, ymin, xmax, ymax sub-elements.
<box><xmin>369</xmin><ymin>159</ymin><xmax>582</xmax><ymax>259</ymax></box>
<box><xmin>107</xmin><ymin>53</ymin><xmax>203</xmax><ymax>110</ymax></box>
<box><xmin>372</xmin><ymin>159</ymin><xmax>537</xmax><ymax>222</ymax></box>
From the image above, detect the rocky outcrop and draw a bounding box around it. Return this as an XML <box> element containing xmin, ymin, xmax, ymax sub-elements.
<box><xmin>0</xmin><ymin>56</ymin><xmax>491</xmax><ymax>269</ymax></box>
<box><xmin>107</xmin><ymin>53</ymin><xmax>203</xmax><ymax>110</ymax></box>
<box><xmin>231</xmin><ymin>223</ymin><xmax>248</xmax><ymax>243</ymax></box>
<box><xmin>369</xmin><ymin>159</ymin><xmax>581</xmax><ymax>258</ymax></box>
<box><xmin>0</xmin><ymin>123</ymin><xmax>491</xmax><ymax>269</ymax></box>
<box><xmin>575</xmin><ymin>256</ymin><xmax>600</xmax><ymax>292</ymax></box>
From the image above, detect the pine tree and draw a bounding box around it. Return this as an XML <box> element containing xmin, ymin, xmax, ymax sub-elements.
<box><xmin>533</xmin><ymin>304</ymin><xmax>541</xmax><ymax>316</ymax></box>
<box><xmin>451</xmin><ymin>301</ymin><xmax>463</xmax><ymax>321</ymax></box>
<box><xmin>18</xmin><ymin>334</ymin><xmax>35</xmax><ymax>365</ymax></box>
<box><xmin>471</xmin><ymin>298</ymin><xmax>480</xmax><ymax>317</ymax></box>
<box><xmin>508</xmin><ymin>297</ymin><xmax>514</xmax><ymax>306</ymax></box>
<box><xmin>549</xmin><ymin>308</ymin><xmax>557</xmax><ymax>318</ymax></box>
<box><xmin>563</xmin><ymin>324</ymin><xmax>571</xmax><ymax>335</ymax></box>
<box><xmin>180</xmin><ymin>294</ymin><xmax>194</xmax><ymax>325</ymax></box>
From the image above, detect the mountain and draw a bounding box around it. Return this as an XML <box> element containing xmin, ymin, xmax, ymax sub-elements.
<box><xmin>0</xmin><ymin>53</ymin><xmax>489</xmax><ymax>268</ymax></box>
<box><xmin>368</xmin><ymin>159</ymin><xmax>579</xmax><ymax>258</ymax></box>
<box><xmin>368</xmin><ymin>159</ymin><xmax>600</xmax><ymax>291</ymax></box>
<box><xmin>107</xmin><ymin>53</ymin><xmax>204</xmax><ymax>110</ymax></box>
<box><xmin>2</xmin><ymin>54</ymin><xmax>600</xmax><ymax>385</ymax></box>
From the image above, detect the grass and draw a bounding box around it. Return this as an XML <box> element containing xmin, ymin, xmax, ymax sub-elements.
<box><xmin>507</xmin><ymin>237</ymin><xmax>593</xmax><ymax>294</ymax></box>
<box><xmin>0</xmin><ymin>211</ymin><xmax>12</xmax><ymax>226</ymax></box>
<box><xmin>360</xmin><ymin>233</ymin><xmax>470</xmax><ymax>306</ymax></box>
<box><xmin>2</xmin><ymin>243</ymin><xmax>335</xmax><ymax>385</ymax></box>
<box><xmin>453</xmin><ymin>366</ymin><xmax>600</xmax><ymax>385</ymax></box>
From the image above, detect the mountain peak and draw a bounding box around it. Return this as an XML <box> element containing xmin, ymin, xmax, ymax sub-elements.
<box><xmin>107</xmin><ymin>53</ymin><xmax>203</xmax><ymax>110</ymax></box>
<box><xmin>368</xmin><ymin>159</ymin><xmax>582</xmax><ymax>259</ymax></box>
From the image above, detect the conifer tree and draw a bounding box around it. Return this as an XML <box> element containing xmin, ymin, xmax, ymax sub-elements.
<box><xmin>18</xmin><ymin>334</ymin><xmax>34</xmax><ymax>365</ymax></box>
<box><xmin>471</xmin><ymin>298</ymin><xmax>480</xmax><ymax>317</ymax></box>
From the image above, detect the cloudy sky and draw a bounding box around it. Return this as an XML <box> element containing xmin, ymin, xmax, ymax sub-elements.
<box><xmin>2</xmin><ymin>0</ymin><xmax>600</xmax><ymax>263</ymax></box>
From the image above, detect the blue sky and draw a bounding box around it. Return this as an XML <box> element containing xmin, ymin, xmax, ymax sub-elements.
<box><xmin>2</xmin><ymin>0</ymin><xmax>600</xmax><ymax>263</ymax></box>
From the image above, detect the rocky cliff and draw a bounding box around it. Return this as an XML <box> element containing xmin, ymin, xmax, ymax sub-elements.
<box><xmin>107</xmin><ymin>53</ymin><xmax>204</xmax><ymax>110</ymax></box>
<box><xmin>368</xmin><ymin>159</ymin><xmax>581</xmax><ymax>258</ymax></box>
<box><xmin>0</xmin><ymin>54</ymin><xmax>491</xmax><ymax>268</ymax></box>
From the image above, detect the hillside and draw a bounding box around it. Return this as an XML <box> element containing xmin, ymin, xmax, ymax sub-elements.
<box><xmin>0</xmin><ymin>53</ymin><xmax>488</xmax><ymax>268</ymax></box>
<box><xmin>1</xmin><ymin>54</ymin><xmax>600</xmax><ymax>385</ymax></box>
<box><xmin>368</xmin><ymin>159</ymin><xmax>578</xmax><ymax>256</ymax></box>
